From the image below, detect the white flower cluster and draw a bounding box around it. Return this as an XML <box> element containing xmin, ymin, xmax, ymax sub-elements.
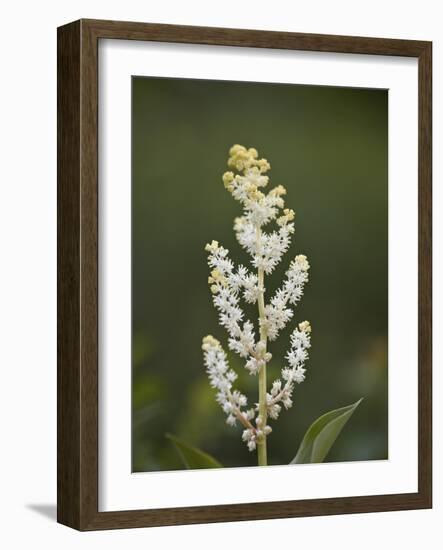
<box><xmin>202</xmin><ymin>144</ymin><xmax>311</xmax><ymax>454</ymax></box>
<box><xmin>241</xmin><ymin>416</ymin><xmax>272</xmax><ymax>452</ymax></box>
<box><xmin>205</xmin><ymin>240</ymin><xmax>260</xmax><ymax>358</ymax></box>
<box><xmin>266</xmin><ymin>321</ymin><xmax>312</xmax><ymax>420</ymax></box>
<box><xmin>263</xmin><ymin>254</ymin><xmax>310</xmax><ymax>341</ymax></box>
<box><xmin>202</xmin><ymin>335</ymin><xmax>256</xmax><ymax>432</ymax></box>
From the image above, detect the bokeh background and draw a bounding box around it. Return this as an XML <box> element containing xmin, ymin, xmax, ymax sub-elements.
<box><xmin>132</xmin><ymin>77</ymin><xmax>388</xmax><ymax>472</ymax></box>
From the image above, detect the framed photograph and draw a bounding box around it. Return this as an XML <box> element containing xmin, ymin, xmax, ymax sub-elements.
<box><xmin>57</xmin><ymin>19</ymin><xmax>432</xmax><ymax>530</ymax></box>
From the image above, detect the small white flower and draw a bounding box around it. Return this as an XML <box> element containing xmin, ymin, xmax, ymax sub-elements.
<box><xmin>226</xmin><ymin>415</ymin><xmax>236</xmax><ymax>426</ymax></box>
<box><xmin>271</xmin><ymin>379</ymin><xmax>282</xmax><ymax>396</ymax></box>
<box><xmin>267</xmin><ymin>322</ymin><xmax>312</xmax><ymax>414</ymax></box>
<box><xmin>244</xmin><ymin>409</ymin><xmax>256</xmax><ymax>421</ymax></box>
<box><xmin>202</xmin><ymin>335</ymin><xmax>250</xmax><ymax>426</ymax></box>
<box><xmin>242</xmin><ymin>428</ymin><xmax>257</xmax><ymax>452</ymax></box>
<box><xmin>293</xmin><ymin>367</ymin><xmax>306</xmax><ymax>384</ymax></box>
<box><xmin>282</xmin><ymin>395</ymin><xmax>293</xmax><ymax>409</ymax></box>
<box><xmin>268</xmin><ymin>402</ymin><xmax>282</xmax><ymax>420</ymax></box>
<box><xmin>245</xmin><ymin>357</ymin><xmax>260</xmax><ymax>375</ymax></box>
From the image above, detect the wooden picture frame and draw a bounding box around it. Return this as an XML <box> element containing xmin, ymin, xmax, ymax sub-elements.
<box><xmin>57</xmin><ymin>18</ymin><xmax>432</xmax><ymax>530</ymax></box>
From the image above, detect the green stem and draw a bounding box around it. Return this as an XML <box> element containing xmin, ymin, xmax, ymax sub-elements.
<box><xmin>257</xmin><ymin>230</ymin><xmax>268</xmax><ymax>466</ymax></box>
<box><xmin>257</xmin><ymin>353</ymin><xmax>267</xmax><ymax>466</ymax></box>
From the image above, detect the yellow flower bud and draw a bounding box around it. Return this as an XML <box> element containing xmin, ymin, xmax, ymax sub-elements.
<box><xmin>257</xmin><ymin>158</ymin><xmax>271</xmax><ymax>173</ymax></box>
<box><xmin>269</xmin><ymin>185</ymin><xmax>287</xmax><ymax>197</ymax></box>
<box><xmin>284</xmin><ymin>208</ymin><xmax>295</xmax><ymax>221</ymax></box>
<box><xmin>295</xmin><ymin>254</ymin><xmax>310</xmax><ymax>271</ymax></box>
<box><xmin>222</xmin><ymin>171</ymin><xmax>235</xmax><ymax>190</ymax></box>
<box><xmin>277</xmin><ymin>209</ymin><xmax>295</xmax><ymax>226</ymax></box>
<box><xmin>298</xmin><ymin>320</ymin><xmax>312</xmax><ymax>333</ymax></box>
<box><xmin>229</xmin><ymin>144</ymin><xmax>246</xmax><ymax>156</ymax></box>
<box><xmin>205</xmin><ymin>240</ymin><xmax>219</xmax><ymax>253</ymax></box>
<box><xmin>202</xmin><ymin>334</ymin><xmax>221</xmax><ymax>350</ymax></box>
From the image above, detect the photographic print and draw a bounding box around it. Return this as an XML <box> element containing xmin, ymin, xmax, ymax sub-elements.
<box><xmin>58</xmin><ymin>20</ymin><xmax>431</xmax><ymax>529</ymax></box>
<box><xmin>132</xmin><ymin>77</ymin><xmax>388</xmax><ymax>472</ymax></box>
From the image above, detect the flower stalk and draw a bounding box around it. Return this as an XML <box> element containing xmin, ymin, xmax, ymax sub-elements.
<box><xmin>202</xmin><ymin>144</ymin><xmax>311</xmax><ymax>466</ymax></box>
<box><xmin>257</xmin><ymin>238</ymin><xmax>268</xmax><ymax>465</ymax></box>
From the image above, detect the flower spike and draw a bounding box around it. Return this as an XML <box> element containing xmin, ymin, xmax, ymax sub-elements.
<box><xmin>202</xmin><ymin>145</ymin><xmax>311</xmax><ymax>462</ymax></box>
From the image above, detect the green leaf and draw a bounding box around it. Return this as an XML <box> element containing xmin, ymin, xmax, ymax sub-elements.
<box><xmin>166</xmin><ymin>433</ymin><xmax>223</xmax><ymax>469</ymax></box>
<box><xmin>291</xmin><ymin>398</ymin><xmax>363</xmax><ymax>464</ymax></box>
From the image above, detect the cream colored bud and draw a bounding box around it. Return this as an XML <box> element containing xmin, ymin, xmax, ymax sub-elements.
<box><xmin>204</xmin><ymin>240</ymin><xmax>219</xmax><ymax>253</ymax></box>
<box><xmin>269</xmin><ymin>185</ymin><xmax>287</xmax><ymax>197</ymax></box>
<box><xmin>298</xmin><ymin>320</ymin><xmax>312</xmax><ymax>333</ymax></box>
<box><xmin>295</xmin><ymin>254</ymin><xmax>310</xmax><ymax>271</ymax></box>
<box><xmin>229</xmin><ymin>144</ymin><xmax>246</xmax><ymax>156</ymax></box>
<box><xmin>222</xmin><ymin>171</ymin><xmax>235</xmax><ymax>190</ymax></box>
<box><xmin>202</xmin><ymin>335</ymin><xmax>220</xmax><ymax>351</ymax></box>
<box><xmin>257</xmin><ymin>158</ymin><xmax>271</xmax><ymax>173</ymax></box>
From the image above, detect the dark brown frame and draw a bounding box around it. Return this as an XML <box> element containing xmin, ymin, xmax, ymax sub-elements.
<box><xmin>57</xmin><ymin>18</ymin><xmax>432</xmax><ymax>531</ymax></box>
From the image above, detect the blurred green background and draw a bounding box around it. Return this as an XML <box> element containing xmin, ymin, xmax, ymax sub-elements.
<box><xmin>132</xmin><ymin>77</ymin><xmax>388</xmax><ymax>472</ymax></box>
